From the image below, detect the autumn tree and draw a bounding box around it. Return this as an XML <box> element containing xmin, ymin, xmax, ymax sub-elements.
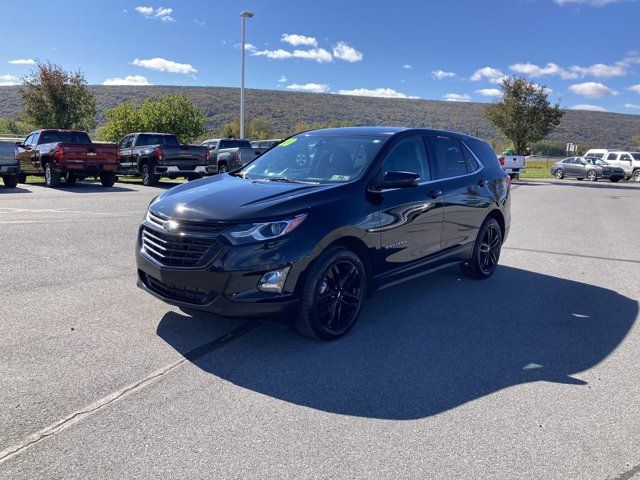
<box><xmin>485</xmin><ymin>77</ymin><xmax>563</xmax><ymax>155</ymax></box>
<box><xmin>19</xmin><ymin>61</ymin><xmax>97</xmax><ymax>130</ymax></box>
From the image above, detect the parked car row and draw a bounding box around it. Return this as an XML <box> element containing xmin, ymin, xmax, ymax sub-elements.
<box><xmin>0</xmin><ymin>130</ymin><xmax>282</xmax><ymax>189</ymax></box>
<box><xmin>550</xmin><ymin>156</ymin><xmax>627</xmax><ymax>182</ymax></box>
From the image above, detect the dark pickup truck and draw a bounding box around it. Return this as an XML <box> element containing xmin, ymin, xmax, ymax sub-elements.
<box><xmin>200</xmin><ymin>138</ymin><xmax>258</xmax><ymax>174</ymax></box>
<box><xmin>117</xmin><ymin>133</ymin><xmax>210</xmax><ymax>186</ymax></box>
<box><xmin>0</xmin><ymin>141</ymin><xmax>20</xmax><ymax>188</ymax></box>
<box><xmin>16</xmin><ymin>130</ymin><xmax>119</xmax><ymax>187</ymax></box>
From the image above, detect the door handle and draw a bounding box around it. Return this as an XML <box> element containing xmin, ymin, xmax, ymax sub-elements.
<box><xmin>428</xmin><ymin>190</ymin><xmax>442</xmax><ymax>199</ymax></box>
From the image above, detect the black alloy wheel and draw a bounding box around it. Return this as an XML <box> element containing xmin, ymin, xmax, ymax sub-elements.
<box><xmin>461</xmin><ymin>217</ymin><xmax>502</xmax><ymax>279</ymax></box>
<box><xmin>297</xmin><ymin>247</ymin><xmax>367</xmax><ymax>340</ymax></box>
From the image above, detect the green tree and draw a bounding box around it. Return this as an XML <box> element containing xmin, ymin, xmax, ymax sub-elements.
<box><xmin>248</xmin><ymin>117</ymin><xmax>275</xmax><ymax>140</ymax></box>
<box><xmin>219</xmin><ymin>118</ymin><xmax>240</xmax><ymax>138</ymax></box>
<box><xmin>100</xmin><ymin>102</ymin><xmax>142</xmax><ymax>141</ymax></box>
<box><xmin>0</xmin><ymin>118</ymin><xmax>35</xmax><ymax>136</ymax></box>
<box><xmin>19</xmin><ymin>61</ymin><xmax>96</xmax><ymax>130</ymax></box>
<box><xmin>485</xmin><ymin>77</ymin><xmax>563</xmax><ymax>155</ymax></box>
<box><xmin>101</xmin><ymin>94</ymin><xmax>206</xmax><ymax>143</ymax></box>
<box><xmin>634</xmin><ymin>134</ymin><xmax>640</xmax><ymax>147</ymax></box>
<box><xmin>139</xmin><ymin>94</ymin><xmax>206</xmax><ymax>143</ymax></box>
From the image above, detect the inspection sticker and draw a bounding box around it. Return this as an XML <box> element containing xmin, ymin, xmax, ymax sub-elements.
<box><xmin>279</xmin><ymin>138</ymin><xmax>298</xmax><ymax>147</ymax></box>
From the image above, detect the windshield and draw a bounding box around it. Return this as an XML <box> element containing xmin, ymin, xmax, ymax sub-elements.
<box><xmin>238</xmin><ymin>134</ymin><xmax>387</xmax><ymax>183</ymax></box>
<box><xmin>585</xmin><ymin>158</ymin><xmax>607</xmax><ymax>166</ymax></box>
<box><xmin>40</xmin><ymin>131</ymin><xmax>91</xmax><ymax>144</ymax></box>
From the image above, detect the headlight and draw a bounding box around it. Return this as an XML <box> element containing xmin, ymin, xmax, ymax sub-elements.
<box><xmin>223</xmin><ymin>213</ymin><xmax>307</xmax><ymax>244</ymax></box>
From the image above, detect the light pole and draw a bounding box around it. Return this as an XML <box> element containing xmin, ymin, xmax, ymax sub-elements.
<box><xmin>240</xmin><ymin>10</ymin><xmax>254</xmax><ymax>139</ymax></box>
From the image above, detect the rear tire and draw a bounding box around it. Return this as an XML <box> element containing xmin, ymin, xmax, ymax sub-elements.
<box><xmin>554</xmin><ymin>169</ymin><xmax>564</xmax><ymax>179</ymax></box>
<box><xmin>460</xmin><ymin>217</ymin><xmax>502</xmax><ymax>280</ymax></box>
<box><xmin>218</xmin><ymin>163</ymin><xmax>228</xmax><ymax>174</ymax></box>
<box><xmin>100</xmin><ymin>173</ymin><xmax>116</xmax><ymax>187</ymax></box>
<box><xmin>296</xmin><ymin>247</ymin><xmax>367</xmax><ymax>341</ymax></box>
<box><xmin>141</xmin><ymin>163</ymin><xmax>160</xmax><ymax>186</ymax></box>
<box><xmin>187</xmin><ymin>173</ymin><xmax>203</xmax><ymax>181</ymax></box>
<box><xmin>587</xmin><ymin>170</ymin><xmax>597</xmax><ymax>182</ymax></box>
<box><xmin>44</xmin><ymin>163</ymin><xmax>61</xmax><ymax>188</ymax></box>
<box><xmin>17</xmin><ymin>172</ymin><xmax>26</xmax><ymax>184</ymax></box>
<box><xmin>2</xmin><ymin>175</ymin><xmax>18</xmax><ymax>188</ymax></box>
<box><xmin>633</xmin><ymin>170</ymin><xmax>640</xmax><ymax>183</ymax></box>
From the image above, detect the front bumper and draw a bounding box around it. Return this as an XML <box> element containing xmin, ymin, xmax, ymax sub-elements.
<box><xmin>135</xmin><ymin>229</ymin><xmax>304</xmax><ymax>320</ymax></box>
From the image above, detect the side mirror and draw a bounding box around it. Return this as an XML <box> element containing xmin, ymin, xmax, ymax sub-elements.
<box><xmin>380</xmin><ymin>170</ymin><xmax>420</xmax><ymax>189</ymax></box>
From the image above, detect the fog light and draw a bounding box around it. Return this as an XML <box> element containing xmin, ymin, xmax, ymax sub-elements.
<box><xmin>258</xmin><ymin>267</ymin><xmax>290</xmax><ymax>293</ymax></box>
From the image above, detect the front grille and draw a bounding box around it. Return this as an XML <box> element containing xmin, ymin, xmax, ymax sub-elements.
<box><xmin>147</xmin><ymin>210</ymin><xmax>230</xmax><ymax>236</ymax></box>
<box><xmin>141</xmin><ymin>226</ymin><xmax>222</xmax><ymax>267</ymax></box>
<box><xmin>143</xmin><ymin>273</ymin><xmax>212</xmax><ymax>304</ymax></box>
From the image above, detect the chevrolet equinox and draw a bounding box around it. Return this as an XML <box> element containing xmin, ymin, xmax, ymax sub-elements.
<box><xmin>136</xmin><ymin>127</ymin><xmax>511</xmax><ymax>340</ymax></box>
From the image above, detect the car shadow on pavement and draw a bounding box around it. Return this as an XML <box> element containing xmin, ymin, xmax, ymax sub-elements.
<box><xmin>550</xmin><ymin>181</ymin><xmax>640</xmax><ymax>191</ymax></box>
<box><xmin>0</xmin><ymin>187</ymin><xmax>32</xmax><ymax>194</ymax></box>
<box><xmin>157</xmin><ymin>265</ymin><xmax>638</xmax><ymax>420</ymax></box>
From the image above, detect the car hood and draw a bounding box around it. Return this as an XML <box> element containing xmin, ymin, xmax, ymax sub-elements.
<box><xmin>151</xmin><ymin>174</ymin><xmax>346</xmax><ymax>222</ymax></box>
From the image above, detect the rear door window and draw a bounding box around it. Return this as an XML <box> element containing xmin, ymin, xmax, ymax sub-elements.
<box><xmin>431</xmin><ymin>135</ymin><xmax>468</xmax><ymax>179</ymax></box>
<box><xmin>606</xmin><ymin>153</ymin><xmax>618</xmax><ymax>161</ymax></box>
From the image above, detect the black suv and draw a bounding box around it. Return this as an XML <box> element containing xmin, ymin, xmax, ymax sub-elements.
<box><xmin>136</xmin><ymin>127</ymin><xmax>511</xmax><ymax>340</ymax></box>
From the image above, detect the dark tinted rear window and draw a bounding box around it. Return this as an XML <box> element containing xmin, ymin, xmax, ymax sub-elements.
<box><xmin>40</xmin><ymin>131</ymin><xmax>91</xmax><ymax>144</ymax></box>
<box><xmin>219</xmin><ymin>139</ymin><xmax>251</xmax><ymax>149</ymax></box>
<box><xmin>136</xmin><ymin>134</ymin><xmax>180</xmax><ymax>147</ymax></box>
<box><xmin>466</xmin><ymin>138</ymin><xmax>500</xmax><ymax>168</ymax></box>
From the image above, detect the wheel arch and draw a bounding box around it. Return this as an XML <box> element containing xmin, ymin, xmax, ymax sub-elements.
<box><xmin>486</xmin><ymin>209</ymin><xmax>506</xmax><ymax>240</ymax></box>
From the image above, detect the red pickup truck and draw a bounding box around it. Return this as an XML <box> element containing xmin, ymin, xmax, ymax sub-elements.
<box><xmin>16</xmin><ymin>129</ymin><xmax>120</xmax><ymax>187</ymax></box>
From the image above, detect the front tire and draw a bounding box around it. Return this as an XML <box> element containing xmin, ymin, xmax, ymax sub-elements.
<box><xmin>460</xmin><ymin>217</ymin><xmax>502</xmax><ymax>280</ymax></box>
<box><xmin>100</xmin><ymin>173</ymin><xmax>116</xmax><ymax>187</ymax></box>
<box><xmin>296</xmin><ymin>247</ymin><xmax>367</xmax><ymax>341</ymax></box>
<box><xmin>554</xmin><ymin>169</ymin><xmax>564</xmax><ymax>179</ymax></box>
<box><xmin>44</xmin><ymin>163</ymin><xmax>61</xmax><ymax>188</ymax></box>
<box><xmin>611</xmin><ymin>178</ymin><xmax>621</xmax><ymax>183</ymax></box>
<box><xmin>2</xmin><ymin>175</ymin><xmax>18</xmax><ymax>188</ymax></box>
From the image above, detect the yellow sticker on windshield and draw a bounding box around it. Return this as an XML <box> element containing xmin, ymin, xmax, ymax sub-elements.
<box><xmin>279</xmin><ymin>138</ymin><xmax>297</xmax><ymax>147</ymax></box>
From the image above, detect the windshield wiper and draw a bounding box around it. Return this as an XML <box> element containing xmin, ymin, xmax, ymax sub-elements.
<box><xmin>262</xmin><ymin>177</ymin><xmax>318</xmax><ymax>184</ymax></box>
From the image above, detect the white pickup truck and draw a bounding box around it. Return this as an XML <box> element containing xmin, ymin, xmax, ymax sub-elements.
<box><xmin>497</xmin><ymin>154</ymin><xmax>526</xmax><ymax>179</ymax></box>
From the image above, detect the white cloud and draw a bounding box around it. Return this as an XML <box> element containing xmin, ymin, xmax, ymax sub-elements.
<box><xmin>443</xmin><ymin>93</ymin><xmax>471</xmax><ymax>102</ymax></box>
<box><xmin>9</xmin><ymin>59</ymin><xmax>35</xmax><ymax>65</ymax></box>
<box><xmin>509</xmin><ymin>62</ymin><xmax>577</xmax><ymax>79</ymax></box>
<box><xmin>286</xmin><ymin>83</ymin><xmax>330</xmax><ymax>93</ymax></box>
<box><xmin>244</xmin><ymin>43</ymin><xmax>257</xmax><ymax>52</ymax></box>
<box><xmin>0</xmin><ymin>74</ymin><xmax>19</xmax><ymax>86</ymax></box>
<box><xmin>135</xmin><ymin>6</ymin><xmax>175</xmax><ymax>22</ymax></box>
<box><xmin>569</xmin><ymin>81</ymin><xmax>616</xmax><ymax>98</ymax></box>
<box><xmin>569</xmin><ymin>104</ymin><xmax>608</xmax><ymax>112</ymax></box>
<box><xmin>332</xmin><ymin>42</ymin><xmax>363</xmax><ymax>63</ymax></box>
<box><xmin>193</xmin><ymin>18</ymin><xmax>206</xmax><ymax>26</ymax></box>
<box><xmin>293</xmin><ymin>48</ymin><xmax>333</xmax><ymax>63</ymax></box>
<box><xmin>432</xmin><ymin>70</ymin><xmax>456</xmax><ymax>80</ymax></box>
<box><xmin>403</xmin><ymin>64</ymin><xmax>413</xmax><ymax>70</ymax></box>
<box><xmin>252</xmin><ymin>48</ymin><xmax>293</xmax><ymax>60</ymax></box>
<box><xmin>476</xmin><ymin>88</ymin><xmax>502</xmax><ymax>97</ymax></box>
<box><xmin>277</xmin><ymin>75</ymin><xmax>287</xmax><ymax>83</ymax></box>
<box><xmin>103</xmin><ymin>75</ymin><xmax>152</xmax><ymax>86</ymax></box>
<box><xmin>281</xmin><ymin>34</ymin><xmax>317</xmax><ymax>47</ymax></box>
<box><xmin>627</xmin><ymin>84</ymin><xmax>640</xmax><ymax>93</ymax></box>
<box><xmin>569</xmin><ymin>62</ymin><xmax>628</xmax><ymax>78</ymax></box>
<box><xmin>133</xmin><ymin>57</ymin><xmax>196</xmax><ymax>74</ymax></box>
<box><xmin>338</xmin><ymin>88</ymin><xmax>419</xmax><ymax>99</ymax></box>
<box><xmin>624</xmin><ymin>103</ymin><xmax>640</xmax><ymax>109</ymax></box>
<box><xmin>470</xmin><ymin>67</ymin><xmax>506</xmax><ymax>84</ymax></box>
<box><xmin>555</xmin><ymin>0</ymin><xmax>631</xmax><ymax>6</ymax></box>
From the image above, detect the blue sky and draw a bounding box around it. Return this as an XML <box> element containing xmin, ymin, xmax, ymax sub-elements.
<box><xmin>1</xmin><ymin>0</ymin><xmax>639</xmax><ymax>114</ymax></box>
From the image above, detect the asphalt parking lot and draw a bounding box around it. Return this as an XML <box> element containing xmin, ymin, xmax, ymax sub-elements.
<box><xmin>1</xmin><ymin>178</ymin><xmax>639</xmax><ymax>479</ymax></box>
